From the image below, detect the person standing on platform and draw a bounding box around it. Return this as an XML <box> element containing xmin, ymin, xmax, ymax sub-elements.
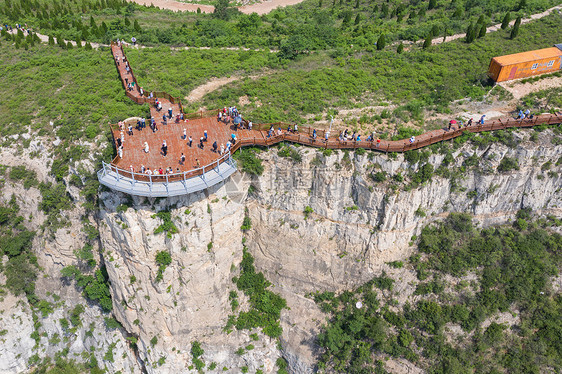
<box><xmin>188</xmin><ymin>136</ymin><xmax>193</xmax><ymax>147</ymax></box>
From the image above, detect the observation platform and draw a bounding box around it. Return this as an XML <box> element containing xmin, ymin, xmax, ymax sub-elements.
<box><xmin>98</xmin><ymin>42</ymin><xmax>562</xmax><ymax>197</ymax></box>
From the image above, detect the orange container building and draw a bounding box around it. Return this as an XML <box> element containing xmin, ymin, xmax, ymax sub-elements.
<box><xmin>488</xmin><ymin>45</ymin><xmax>562</xmax><ymax>82</ymax></box>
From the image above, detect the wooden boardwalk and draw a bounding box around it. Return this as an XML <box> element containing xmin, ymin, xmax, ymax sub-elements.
<box><xmin>98</xmin><ymin>42</ymin><xmax>562</xmax><ymax>196</ymax></box>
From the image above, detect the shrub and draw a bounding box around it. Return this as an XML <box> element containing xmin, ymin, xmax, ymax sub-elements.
<box><xmin>152</xmin><ymin>211</ymin><xmax>178</xmax><ymax>238</ymax></box>
<box><xmin>497</xmin><ymin>156</ymin><xmax>519</xmax><ymax>172</ymax></box>
<box><xmin>241</xmin><ymin>216</ymin><xmax>252</xmax><ymax>231</ymax></box>
<box><xmin>304</xmin><ymin>206</ymin><xmax>313</xmax><ymax>219</ymax></box>
<box><xmin>155</xmin><ymin>251</ymin><xmax>172</xmax><ymax>281</ymax></box>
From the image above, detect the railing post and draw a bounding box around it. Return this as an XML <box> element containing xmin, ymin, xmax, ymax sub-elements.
<box><xmin>166</xmin><ymin>174</ymin><xmax>169</xmax><ymax>186</ymax></box>
<box><xmin>149</xmin><ymin>174</ymin><xmax>152</xmax><ymax>187</ymax></box>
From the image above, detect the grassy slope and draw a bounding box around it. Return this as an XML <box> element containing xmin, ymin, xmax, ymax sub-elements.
<box><xmin>199</xmin><ymin>13</ymin><xmax>562</xmax><ymax>123</ymax></box>
<box><xmin>0</xmin><ymin>43</ymin><xmax>148</xmax><ymax>136</ymax></box>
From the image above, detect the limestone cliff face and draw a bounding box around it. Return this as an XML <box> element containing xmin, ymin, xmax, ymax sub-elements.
<box><xmin>244</xmin><ymin>129</ymin><xmax>562</xmax><ymax>372</ymax></box>
<box><xmin>1</xmin><ymin>129</ymin><xmax>561</xmax><ymax>374</ymax></box>
<box><xmin>98</xmin><ymin>188</ymin><xmax>280</xmax><ymax>373</ymax></box>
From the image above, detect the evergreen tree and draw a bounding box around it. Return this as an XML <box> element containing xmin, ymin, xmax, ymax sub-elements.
<box><xmin>501</xmin><ymin>12</ymin><xmax>511</xmax><ymax>29</ymax></box>
<box><xmin>397</xmin><ymin>42</ymin><xmax>404</xmax><ymax>54</ymax></box>
<box><xmin>85</xmin><ymin>42</ymin><xmax>93</xmax><ymax>50</ymax></box>
<box><xmin>48</xmin><ymin>34</ymin><xmax>54</xmax><ymax>45</ymax></box>
<box><xmin>354</xmin><ymin>0</ymin><xmax>359</xmax><ymax>8</ymax></box>
<box><xmin>517</xmin><ymin>0</ymin><xmax>527</xmax><ymax>10</ymax></box>
<box><xmin>428</xmin><ymin>0</ymin><xmax>436</xmax><ymax>10</ymax></box>
<box><xmin>354</xmin><ymin>13</ymin><xmax>361</xmax><ymax>25</ymax></box>
<box><xmin>478</xmin><ymin>24</ymin><xmax>486</xmax><ymax>38</ymax></box>
<box><xmin>465</xmin><ymin>23</ymin><xmax>475</xmax><ymax>43</ymax></box>
<box><xmin>134</xmin><ymin>19</ymin><xmax>141</xmax><ymax>33</ymax></box>
<box><xmin>90</xmin><ymin>15</ymin><xmax>96</xmax><ymax>28</ymax></box>
<box><xmin>67</xmin><ymin>41</ymin><xmax>73</xmax><ymax>49</ymax></box>
<box><xmin>124</xmin><ymin>17</ymin><xmax>130</xmax><ymax>27</ymax></box>
<box><xmin>376</xmin><ymin>34</ymin><xmax>386</xmax><ymax>50</ymax></box>
<box><xmin>381</xmin><ymin>3</ymin><xmax>389</xmax><ymax>18</ymax></box>
<box><xmin>75</xmin><ymin>37</ymin><xmax>81</xmax><ymax>47</ymax></box>
<box><xmin>342</xmin><ymin>11</ymin><xmax>352</xmax><ymax>27</ymax></box>
<box><xmin>431</xmin><ymin>24</ymin><xmax>439</xmax><ymax>37</ymax></box>
<box><xmin>423</xmin><ymin>34</ymin><xmax>432</xmax><ymax>49</ymax></box>
<box><xmin>510</xmin><ymin>16</ymin><xmax>521</xmax><ymax>39</ymax></box>
<box><xmin>318</xmin><ymin>0</ymin><xmax>322</xmax><ymax>7</ymax></box>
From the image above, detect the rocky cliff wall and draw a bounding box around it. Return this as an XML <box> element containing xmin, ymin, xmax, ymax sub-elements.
<box><xmin>0</xmin><ymin>128</ymin><xmax>561</xmax><ymax>373</ymax></box>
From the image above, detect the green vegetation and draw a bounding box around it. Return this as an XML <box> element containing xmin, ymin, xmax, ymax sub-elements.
<box><xmin>191</xmin><ymin>341</ymin><xmax>205</xmax><ymax>371</ymax></box>
<box><xmin>155</xmin><ymin>250</ymin><xmax>172</xmax><ymax>282</ymax></box>
<box><xmin>234</xmin><ymin>148</ymin><xmax>264</xmax><ymax>175</ymax></box>
<box><xmin>0</xmin><ymin>196</ymin><xmax>38</xmax><ymax>302</ymax></box>
<box><xmin>228</xmin><ymin>247</ymin><xmax>287</xmax><ymax>338</ymax></box>
<box><xmin>9</xmin><ymin>165</ymin><xmax>38</xmax><ymax>189</ymax></box>
<box><xmin>304</xmin><ymin>205</ymin><xmax>313</xmax><ymax>219</ymax></box>
<box><xmin>0</xmin><ymin>41</ymin><xmax>146</xmax><ymax>136</ymax></box>
<box><xmin>152</xmin><ymin>210</ymin><xmax>178</xmax><ymax>238</ymax></box>
<box><xmin>2</xmin><ymin>0</ymin><xmax>556</xmax><ymax>51</ymax></box>
<box><xmin>60</xmin><ymin>265</ymin><xmax>113</xmax><ymax>312</ymax></box>
<box><xmin>315</xmin><ymin>212</ymin><xmax>562</xmax><ymax>373</ymax></box>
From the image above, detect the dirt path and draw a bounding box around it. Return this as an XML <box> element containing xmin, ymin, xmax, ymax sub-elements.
<box><xmin>128</xmin><ymin>0</ymin><xmax>307</xmax><ymax>14</ymax></box>
<box><xmin>185</xmin><ymin>72</ymin><xmax>271</xmax><ymax>102</ymax></box>
<box><xmin>500</xmin><ymin>75</ymin><xmax>562</xmax><ymax>99</ymax></box>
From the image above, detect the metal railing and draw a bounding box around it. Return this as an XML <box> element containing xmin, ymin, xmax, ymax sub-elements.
<box><xmin>100</xmin><ymin>151</ymin><xmax>236</xmax><ymax>185</ymax></box>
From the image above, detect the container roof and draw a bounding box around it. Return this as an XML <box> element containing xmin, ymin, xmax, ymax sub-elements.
<box><xmin>492</xmin><ymin>47</ymin><xmax>562</xmax><ymax>66</ymax></box>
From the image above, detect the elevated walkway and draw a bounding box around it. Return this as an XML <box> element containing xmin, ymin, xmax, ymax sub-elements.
<box><xmin>99</xmin><ymin>42</ymin><xmax>562</xmax><ymax>197</ymax></box>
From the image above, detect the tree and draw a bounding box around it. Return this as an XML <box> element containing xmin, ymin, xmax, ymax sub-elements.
<box><xmin>518</xmin><ymin>0</ymin><xmax>527</xmax><ymax>10</ymax></box>
<box><xmin>279</xmin><ymin>34</ymin><xmax>309</xmax><ymax>60</ymax></box>
<box><xmin>376</xmin><ymin>34</ymin><xmax>386</xmax><ymax>50</ymax></box>
<box><xmin>354</xmin><ymin>13</ymin><xmax>361</xmax><ymax>25</ymax></box>
<box><xmin>397</xmin><ymin>42</ymin><xmax>404</xmax><ymax>54</ymax></box>
<box><xmin>465</xmin><ymin>23</ymin><xmax>475</xmax><ymax>43</ymax></box>
<box><xmin>478</xmin><ymin>24</ymin><xmax>486</xmax><ymax>38</ymax></box>
<box><xmin>48</xmin><ymin>34</ymin><xmax>54</xmax><ymax>45</ymax></box>
<box><xmin>214</xmin><ymin>0</ymin><xmax>230</xmax><ymax>20</ymax></box>
<box><xmin>431</xmin><ymin>24</ymin><xmax>439</xmax><ymax>37</ymax></box>
<box><xmin>510</xmin><ymin>16</ymin><xmax>521</xmax><ymax>39</ymax></box>
<box><xmin>85</xmin><ymin>42</ymin><xmax>93</xmax><ymax>50</ymax></box>
<box><xmin>501</xmin><ymin>12</ymin><xmax>511</xmax><ymax>29</ymax></box>
<box><xmin>428</xmin><ymin>0</ymin><xmax>436</xmax><ymax>10</ymax></box>
<box><xmin>423</xmin><ymin>34</ymin><xmax>432</xmax><ymax>49</ymax></box>
<box><xmin>354</xmin><ymin>0</ymin><xmax>359</xmax><ymax>8</ymax></box>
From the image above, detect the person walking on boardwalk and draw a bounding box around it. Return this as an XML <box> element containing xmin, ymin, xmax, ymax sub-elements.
<box><xmin>162</xmin><ymin>114</ymin><xmax>167</xmax><ymax>125</ymax></box>
<box><xmin>524</xmin><ymin>109</ymin><xmax>530</xmax><ymax>119</ymax></box>
<box><xmin>183</xmin><ymin>128</ymin><xmax>187</xmax><ymax>140</ymax></box>
<box><xmin>168</xmin><ymin>107</ymin><xmax>173</xmax><ymax>119</ymax></box>
<box><xmin>467</xmin><ymin>118</ymin><xmax>473</xmax><ymax>127</ymax></box>
<box><xmin>199</xmin><ymin>137</ymin><xmax>204</xmax><ymax>149</ymax></box>
<box><xmin>180</xmin><ymin>153</ymin><xmax>185</xmax><ymax>165</ymax></box>
<box><xmin>188</xmin><ymin>136</ymin><xmax>193</xmax><ymax>147</ymax></box>
<box><xmin>195</xmin><ymin>158</ymin><xmax>200</xmax><ymax>168</ymax></box>
<box><xmin>479</xmin><ymin>115</ymin><xmax>485</xmax><ymax>125</ymax></box>
<box><xmin>220</xmin><ymin>144</ymin><xmax>225</xmax><ymax>155</ymax></box>
<box><xmin>144</xmin><ymin>142</ymin><xmax>149</xmax><ymax>153</ymax></box>
<box><xmin>128</xmin><ymin>124</ymin><xmax>133</xmax><ymax>136</ymax></box>
<box><xmin>204</xmin><ymin>130</ymin><xmax>208</xmax><ymax>142</ymax></box>
<box><xmin>162</xmin><ymin>140</ymin><xmax>168</xmax><ymax>156</ymax></box>
<box><xmin>213</xmin><ymin>141</ymin><xmax>218</xmax><ymax>153</ymax></box>
<box><xmin>312</xmin><ymin>129</ymin><xmax>317</xmax><ymax>141</ymax></box>
<box><xmin>376</xmin><ymin>138</ymin><xmax>381</xmax><ymax>148</ymax></box>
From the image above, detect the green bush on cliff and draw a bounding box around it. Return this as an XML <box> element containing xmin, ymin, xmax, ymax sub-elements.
<box><xmin>230</xmin><ymin>248</ymin><xmax>287</xmax><ymax>338</ymax></box>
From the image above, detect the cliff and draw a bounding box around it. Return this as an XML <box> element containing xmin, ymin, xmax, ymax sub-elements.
<box><xmin>0</xmin><ymin>128</ymin><xmax>560</xmax><ymax>373</ymax></box>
